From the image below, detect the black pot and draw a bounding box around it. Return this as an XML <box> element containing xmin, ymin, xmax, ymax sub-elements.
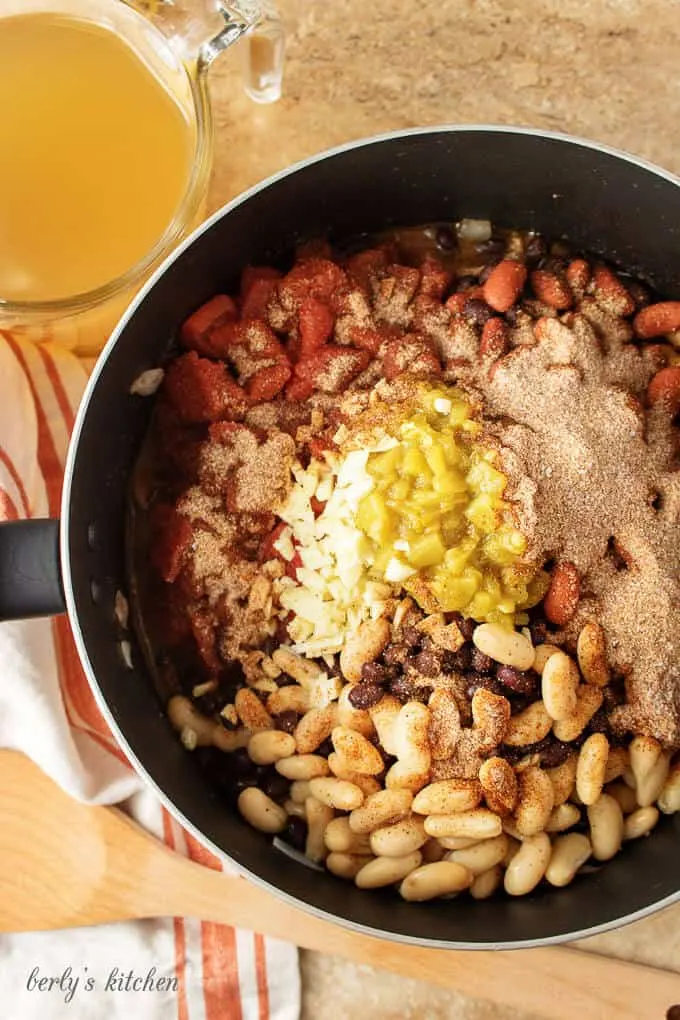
<box><xmin>3</xmin><ymin>126</ymin><xmax>680</xmax><ymax>949</ymax></box>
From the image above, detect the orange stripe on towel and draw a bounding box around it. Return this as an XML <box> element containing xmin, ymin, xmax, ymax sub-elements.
<box><xmin>162</xmin><ymin>810</ymin><xmax>190</xmax><ymax>1020</ymax></box>
<box><xmin>0</xmin><ymin>446</ymin><xmax>30</xmax><ymax>516</ymax></box>
<box><xmin>184</xmin><ymin>832</ymin><xmax>244</xmax><ymax>1020</ymax></box>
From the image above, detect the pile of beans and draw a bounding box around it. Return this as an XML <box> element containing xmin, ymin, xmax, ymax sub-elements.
<box><xmin>167</xmin><ymin>606</ymin><xmax>680</xmax><ymax>901</ymax></box>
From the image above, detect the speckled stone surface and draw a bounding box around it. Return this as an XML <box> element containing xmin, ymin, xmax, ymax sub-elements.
<box><xmin>203</xmin><ymin>3</ymin><xmax>680</xmax><ymax>1015</ymax></box>
<box><xmin>206</xmin><ymin>0</ymin><xmax>680</xmax><ymax>210</ymax></box>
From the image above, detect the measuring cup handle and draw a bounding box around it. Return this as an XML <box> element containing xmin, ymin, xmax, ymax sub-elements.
<box><xmin>202</xmin><ymin>2</ymin><xmax>284</xmax><ymax>104</ymax></box>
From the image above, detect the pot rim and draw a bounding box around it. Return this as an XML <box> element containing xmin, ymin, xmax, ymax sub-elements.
<box><xmin>61</xmin><ymin>123</ymin><xmax>680</xmax><ymax>949</ymax></box>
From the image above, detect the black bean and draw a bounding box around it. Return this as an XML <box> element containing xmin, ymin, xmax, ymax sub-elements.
<box><xmin>402</xmin><ymin>625</ymin><xmax>422</xmax><ymax>648</ymax></box>
<box><xmin>454</xmin><ymin>274</ymin><xmax>479</xmax><ymax>293</ymax></box>
<box><xmin>234</xmin><ymin>774</ymin><xmax>260</xmax><ymax>795</ymax></box>
<box><xmin>231</xmin><ymin>748</ymin><xmax>255</xmax><ymax>776</ymax></box>
<box><xmin>466</xmin><ymin>674</ymin><xmax>504</xmax><ymax>700</ymax></box>
<box><xmin>475</xmin><ymin>238</ymin><xmax>506</xmax><ymax>257</ymax></box>
<box><xmin>284</xmin><ymin>816</ymin><xmax>308</xmax><ymax>853</ymax></box>
<box><xmin>496</xmin><ymin>665</ymin><xmax>539</xmax><ymax>697</ymax></box>
<box><xmin>262</xmin><ymin>770</ymin><xmax>290</xmax><ymax>803</ymax></box>
<box><xmin>539</xmin><ymin>739</ymin><xmax>573</xmax><ymax>768</ymax></box>
<box><xmin>500</xmin><ymin>734</ymin><xmax>552</xmax><ymax>761</ymax></box>
<box><xmin>509</xmin><ymin>694</ymin><xmax>531</xmax><ymax>715</ymax></box>
<box><xmin>471</xmin><ymin>648</ymin><xmax>494</xmax><ymax>674</ymax></box>
<box><xmin>349</xmin><ymin>682</ymin><xmax>385</xmax><ymax>709</ymax></box>
<box><xmin>524</xmin><ymin>234</ymin><xmax>547</xmax><ymax>265</ymax></box>
<box><xmin>504</xmin><ymin>306</ymin><xmax>519</xmax><ymax>326</ymax></box>
<box><xmin>414</xmin><ymin>649</ymin><xmax>442</xmax><ymax>677</ymax></box>
<box><xmin>464</xmin><ymin>297</ymin><xmax>494</xmax><ymax>327</ymax></box>
<box><xmin>498</xmin><ymin>745</ymin><xmax>525</xmax><ymax>766</ymax></box>
<box><xmin>602</xmin><ymin>683</ymin><xmax>626</xmax><ymax>712</ymax></box>
<box><xmin>456</xmin><ymin>616</ymin><xmax>475</xmax><ymax>642</ymax></box>
<box><xmin>435</xmin><ymin>226</ymin><xmax>456</xmax><ymax>251</ymax></box>
<box><xmin>587</xmin><ymin>708</ymin><xmax>611</xmax><ymax>735</ymax></box>
<box><xmin>275</xmin><ymin>710</ymin><xmax>299</xmax><ymax>734</ymax></box>
<box><xmin>316</xmin><ymin>737</ymin><xmax>334</xmax><ymax>758</ymax></box>
<box><xmin>627</xmin><ymin>280</ymin><xmax>651</xmax><ymax>309</ymax></box>
<box><xmin>276</xmin><ymin>673</ymin><xmax>298</xmax><ymax>688</ymax></box>
<box><xmin>440</xmin><ymin>646</ymin><xmax>472</xmax><ymax>673</ymax></box>
<box><xmin>361</xmin><ymin>661</ymin><xmax>388</xmax><ymax>684</ymax></box>
<box><xmin>219</xmin><ymin>711</ymin><xmax>239</xmax><ymax>731</ymax></box>
<box><xmin>383</xmin><ymin>643</ymin><xmax>409</xmax><ymax>666</ymax></box>
<box><xmin>528</xmin><ymin>618</ymin><xmax>548</xmax><ymax>646</ymax></box>
<box><xmin>478</xmin><ymin>259</ymin><xmax>501</xmax><ymax>284</ymax></box>
<box><xmin>390</xmin><ymin>676</ymin><xmax>431</xmax><ymax>704</ymax></box>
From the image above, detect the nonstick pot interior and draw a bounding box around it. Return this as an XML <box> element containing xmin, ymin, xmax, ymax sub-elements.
<box><xmin>63</xmin><ymin>127</ymin><xmax>680</xmax><ymax>948</ymax></box>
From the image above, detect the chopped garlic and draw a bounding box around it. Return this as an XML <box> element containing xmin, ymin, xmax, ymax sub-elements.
<box><xmin>434</xmin><ymin>397</ymin><xmax>453</xmax><ymax>414</ymax></box>
<box><xmin>384</xmin><ymin>557</ymin><xmax>417</xmax><ymax>583</ymax></box>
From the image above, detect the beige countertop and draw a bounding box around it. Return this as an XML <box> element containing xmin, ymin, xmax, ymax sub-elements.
<box><xmin>202</xmin><ymin>4</ymin><xmax>680</xmax><ymax>1016</ymax></box>
<box><xmin>206</xmin><ymin>0</ymin><xmax>680</xmax><ymax>209</ymax></box>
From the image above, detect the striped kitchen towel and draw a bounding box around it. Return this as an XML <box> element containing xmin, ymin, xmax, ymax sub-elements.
<box><xmin>0</xmin><ymin>333</ymin><xmax>300</xmax><ymax>1020</ymax></box>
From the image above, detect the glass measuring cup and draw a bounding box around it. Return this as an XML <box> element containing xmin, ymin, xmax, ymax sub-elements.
<box><xmin>0</xmin><ymin>0</ymin><xmax>284</xmax><ymax>356</ymax></box>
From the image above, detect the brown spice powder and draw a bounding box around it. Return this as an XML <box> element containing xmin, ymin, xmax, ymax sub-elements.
<box><xmin>450</xmin><ymin>312</ymin><xmax>680</xmax><ymax>746</ymax></box>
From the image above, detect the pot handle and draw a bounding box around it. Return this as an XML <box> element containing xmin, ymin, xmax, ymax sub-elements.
<box><xmin>0</xmin><ymin>520</ymin><xmax>65</xmax><ymax>621</ymax></box>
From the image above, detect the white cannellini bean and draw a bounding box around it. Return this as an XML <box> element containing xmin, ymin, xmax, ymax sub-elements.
<box><xmin>504</xmin><ymin>701</ymin><xmax>553</xmax><ymax>747</ymax></box>
<box><xmin>545</xmin><ymin>802</ymin><xmax>581</xmax><ymax>833</ymax></box>
<box><xmin>247</xmin><ymin>730</ymin><xmax>296</xmax><ymax>765</ymax></box>
<box><xmin>340</xmin><ymin>618</ymin><xmax>391</xmax><ymax>683</ymax></box>
<box><xmin>234</xmin><ymin>688</ymin><xmax>273</xmax><ymax>731</ymax></box>
<box><xmin>289</xmin><ymin>780</ymin><xmax>312</xmax><ymax>804</ymax></box>
<box><xmin>636</xmin><ymin>752</ymin><xmax>670</xmax><ymax>808</ymax></box>
<box><xmin>412</xmin><ymin>779</ymin><xmax>482</xmax><ymax>816</ymax></box>
<box><xmin>446</xmin><ymin>834</ymin><xmax>508</xmax><ymax>874</ymax></box>
<box><xmin>515</xmin><ymin>767</ymin><xmax>554</xmax><ymax>837</ymax></box>
<box><xmin>470</xmin><ymin>864</ymin><xmax>503</xmax><ymax>900</ymax></box>
<box><xmin>576</xmin><ymin>622</ymin><xmax>610</xmax><ymax>687</ymax></box>
<box><xmin>424</xmin><ymin>809</ymin><xmax>502</xmax><ymax>840</ymax></box>
<box><xmin>275</xmin><ymin>754</ymin><xmax>331</xmax><ymax>780</ymax></box>
<box><xmin>607</xmin><ymin>781</ymin><xmax>639</xmax><ymax>814</ymax></box>
<box><xmin>472</xmin><ymin>623</ymin><xmax>535</xmax><ymax>671</ymax></box>
<box><xmin>327</xmin><ymin>753</ymin><xmax>381</xmax><ymax>797</ymax></box>
<box><xmin>541</xmin><ymin>651</ymin><xmax>579</xmax><ymax>721</ymax></box>
<box><xmin>576</xmin><ymin>733</ymin><xmax>609</xmax><ymax>806</ymax></box>
<box><xmin>629</xmin><ymin>735</ymin><xmax>662</xmax><ymax>791</ymax></box>
<box><xmin>337</xmin><ymin>684</ymin><xmax>375</xmax><ymax>739</ymax></box>
<box><xmin>546</xmin><ymin>756</ymin><xmax>578</xmax><ymax>807</ymax></box>
<box><xmin>237</xmin><ymin>788</ymin><xmax>287</xmax><ymax>834</ymax></box>
<box><xmin>326</xmin><ymin>852</ymin><xmax>373</xmax><ymax>880</ymax></box>
<box><xmin>368</xmin><ymin>695</ymin><xmax>401</xmax><ymax>756</ymax></box>
<box><xmin>545</xmin><ymin>833</ymin><xmax>592</xmax><ymax>887</ymax></box>
<box><xmin>323</xmin><ymin>817</ymin><xmax>372</xmax><ymax>854</ymax></box>
<box><xmin>399</xmin><ymin>861</ymin><xmax>472</xmax><ymax>901</ymax></box>
<box><xmin>294</xmin><ymin>705</ymin><xmax>337</xmax><ymax>754</ymax></box>
<box><xmin>553</xmin><ymin>685</ymin><xmax>603</xmax><ymax>742</ymax></box>
<box><xmin>349</xmin><ymin>789</ymin><xmax>413</xmax><ymax>834</ymax></box>
<box><xmin>504</xmin><ymin>832</ymin><xmax>551</xmax><ymax>896</ymax></box>
<box><xmin>355</xmin><ymin>851</ymin><xmax>423</xmax><ymax>889</ymax></box>
<box><xmin>658</xmin><ymin>760</ymin><xmax>680</xmax><ymax>814</ymax></box>
<box><xmin>305</xmin><ymin>797</ymin><xmax>334</xmax><ymax>862</ymax></box>
<box><xmin>331</xmin><ymin>726</ymin><xmax>384</xmax><ymax>775</ymax></box>
<box><xmin>587</xmin><ymin>794</ymin><xmax>624</xmax><ymax>861</ymax></box>
<box><xmin>479</xmin><ymin>756</ymin><xmax>518</xmax><ymax>816</ymax></box>
<box><xmin>533</xmin><ymin>643</ymin><xmax>561</xmax><ymax>674</ymax></box>
<box><xmin>309</xmin><ymin>777</ymin><xmax>365</xmax><ymax>811</ymax></box>
<box><xmin>623</xmin><ymin>806</ymin><xmax>659</xmax><ymax>841</ymax></box>
<box><xmin>370</xmin><ymin>817</ymin><xmax>428</xmax><ymax>857</ymax></box>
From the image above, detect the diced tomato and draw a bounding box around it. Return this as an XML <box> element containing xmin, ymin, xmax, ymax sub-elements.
<box><xmin>445</xmin><ymin>293</ymin><xmax>467</xmax><ymax>315</ymax></box>
<box><xmin>307</xmin><ymin>435</ymin><xmax>337</xmax><ymax>460</ymax></box>
<box><xmin>240</xmin><ymin>266</ymin><xmax>282</xmax><ymax>320</ymax></box>
<box><xmin>189</xmin><ymin>609</ymin><xmax>221</xmax><ymax>671</ymax></box>
<box><xmin>286</xmin><ymin>346</ymin><xmax>371</xmax><ymax>400</ymax></box>
<box><xmin>418</xmin><ymin>257</ymin><xmax>452</xmax><ymax>300</ymax></box>
<box><xmin>163</xmin><ymin>351</ymin><xmax>250</xmax><ymax>424</ymax></box>
<box><xmin>382</xmin><ymin>335</ymin><xmax>441</xmax><ymax>381</ymax></box>
<box><xmin>258</xmin><ymin>520</ymin><xmax>288</xmax><ymax>564</ymax></box>
<box><xmin>310</xmin><ymin>496</ymin><xmax>326</xmax><ymax>517</ymax></box>
<box><xmin>210</xmin><ymin>319</ymin><xmax>291</xmax><ymax>388</ymax></box>
<box><xmin>298</xmin><ymin>297</ymin><xmax>335</xmax><ymax>357</ymax></box>
<box><xmin>246</xmin><ymin>362</ymin><xmax>292</xmax><ymax>401</ymax></box>
<box><xmin>149</xmin><ymin>504</ymin><xmax>193</xmax><ymax>584</ymax></box>
<box><xmin>180</xmin><ymin>295</ymin><xmax>238</xmax><ymax>357</ymax></box>
<box><xmin>208</xmin><ymin>420</ymin><xmax>251</xmax><ymax>443</ymax></box>
<box><xmin>279</xmin><ymin>258</ymin><xmax>347</xmax><ymax>307</ymax></box>
<box><xmin>286</xmin><ymin>548</ymin><xmax>303</xmax><ymax>581</ymax></box>
<box><xmin>345</xmin><ymin>246</ymin><xmax>394</xmax><ymax>291</ymax></box>
<box><xmin>349</xmin><ymin>323</ymin><xmax>399</xmax><ymax>354</ymax></box>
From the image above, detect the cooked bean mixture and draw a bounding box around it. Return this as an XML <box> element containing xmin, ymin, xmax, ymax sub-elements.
<box><xmin>128</xmin><ymin>219</ymin><xmax>680</xmax><ymax>901</ymax></box>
